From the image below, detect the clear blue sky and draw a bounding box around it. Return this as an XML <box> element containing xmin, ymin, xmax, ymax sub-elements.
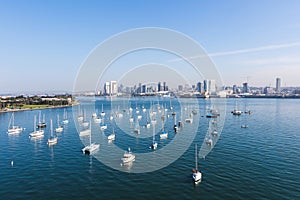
<box><xmin>1</xmin><ymin>0</ymin><xmax>300</xmax><ymax>93</ymax></box>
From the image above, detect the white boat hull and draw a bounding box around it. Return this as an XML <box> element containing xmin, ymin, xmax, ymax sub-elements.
<box><xmin>30</xmin><ymin>130</ymin><xmax>45</xmax><ymax>137</ymax></box>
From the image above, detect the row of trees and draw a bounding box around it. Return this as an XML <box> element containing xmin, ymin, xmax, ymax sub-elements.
<box><xmin>0</xmin><ymin>95</ymin><xmax>73</xmax><ymax>110</ymax></box>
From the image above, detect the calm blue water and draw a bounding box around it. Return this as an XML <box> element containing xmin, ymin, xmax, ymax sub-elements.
<box><xmin>0</xmin><ymin>98</ymin><xmax>299</xmax><ymax>199</ymax></box>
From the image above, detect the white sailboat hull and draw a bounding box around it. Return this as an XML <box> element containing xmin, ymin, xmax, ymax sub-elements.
<box><xmin>30</xmin><ymin>130</ymin><xmax>45</xmax><ymax>137</ymax></box>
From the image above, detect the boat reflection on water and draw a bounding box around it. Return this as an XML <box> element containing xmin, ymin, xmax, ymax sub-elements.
<box><xmin>121</xmin><ymin>159</ymin><xmax>134</xmax><ymax>172</ymax></box>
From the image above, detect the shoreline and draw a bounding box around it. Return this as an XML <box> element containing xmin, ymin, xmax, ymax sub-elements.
<box><xmin>0</xmin><ymin>103</ymin><xmax>79</xmax><ymax>113</ymax></box>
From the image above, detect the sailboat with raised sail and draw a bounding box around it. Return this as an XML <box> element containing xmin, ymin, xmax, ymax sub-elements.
<box><xmin>82</xmin><ymin>122</ymin><xmax>100</xmax><ymax>154</ymax></box>
<box><xmin>47</xmin><ymin>119</ymin><xmax>58</xmax><ymax>145</ymax></box>
<box><xmin>30</xmin><ymin>115</ymin><xmax>44</xmax><ymax>138</ymax></box>
<box><xmin>192</xmin><ymin>144</ymin><xmax>202</xmax><ymax>183</ymax></box>
<box><xmin>7</xmin><ymin>112</ymin><xmax>23</xmax><ymax>134</ymax></box>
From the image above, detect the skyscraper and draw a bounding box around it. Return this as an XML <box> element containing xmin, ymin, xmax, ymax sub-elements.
<box><xmin>197</xmin><ymin>82</ymin><xmax>203</xmax><ymax>93</ymax></box>
<box><xmin>110</xmin><ymin>81</ymin><xmax>117</xmax><ymax>95</ymax></box>
<box><xmin>276</xmin><ymin>78</ymin><xmax>281</xmax><ymax>94</ymax></box>
<box><xmin>104</xmin><ymin>82</ymin><xmax>110</xmax><ymax>95</ymax></box>
<box><xmin>233</xmin><ymin>85</ymin><xmax>237</xmax><ymax>94</ymax></box>
<box><xmin>158</xmin><ymin>82</ymin><xmax>161</xmax><ymax>92</ymax></box>
<box><xmin>242</xmin><ymin>82</ymin><xmax>249</xmax><ymax>93</ymax></box>
<box><xmin>204</xmin><ymin>79</ymin><xmax>216</xmax><ymax>95</ymax></box>
<box><xmin>104</xmin><ymin>81</ymin><xmax>117</xmax><ymax>95</ymax></box>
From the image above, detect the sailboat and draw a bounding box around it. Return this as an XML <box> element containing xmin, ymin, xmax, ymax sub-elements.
<box><xmin>62</xmin><ymin>108</ymin><xmax>69</xmax><ymax>124</ymax></box>
<box><xmin>169</xmin><ymin>98</ymin><xmax>173</xmax><ymax>110</ymax></box>
<box><xmin>55</xmin><ymin>114</ymin><xmax>63</xmax><ymax>133</ymax></box>
<box><xmin>205</xmin><ymin>137</ymin><xmax>213</xmax><ymax>146</ymax></box>
<box><xmin>159</xmin><ymin>118</ymin><xmax>168</xmax><ymax>139</ymax></box>
<box><xmin>231</xmin><ymin>101</ymin><xmax>242</xmax><ymax>115</ymax></box>
<box><xmin>100</xmin><ymin>104</ymin><xmax>105</xmax><ymax>117</ymax></box>
<box><xmin>108</xmin><ymin>127</ymin><xmax>116</xmax><ymax>141</ymax></box>
<box><xmin>145</xmin><ymin>112</ymin><xmax>151</xmax><ymax>128</ymax></box>
<box><xmin>81</xmin><ymin>110</ymin><xmax>89</xmax><ymax>127</ymax></box>
<box><xmin>116</xmin><ymin>105</ymin><xmax>123</xmax><ymax>118</ymax></box>
<box><xmin>172</xmin><ymin>111</ymin><xmax>178</xmax><ymax>133</ymax></box>
<box><xmin>129</xmin><ymin>109</ymin><xmax>134</xmax><ymax>123</ymax></box>
<box><xmin>211</xmin><ymin>129</ymin><xmax>218</xmax><ymax>136</ymax></box>
<box><xmin>192</xmin><ymin>144</ymin><xmax>202</xmax><ymax>183</ymax></box>
<box><xmin>82</xmin><ymin>122</ymin><xmax>100</xmax><ymax>154</ymax></box>
<box><xmin>99</xmin><ymin>105</ymin><xmax>107</xmax><ymax>130</ymax></box>
<box><xmin>185</xmin><ymin>114</ymin><xmax>193</xmax><ymax>123</ymax></box>
<box><xmin>93</xmin><ymin>109</ymin><xmax>101</xmax><ymax>123</ymax></box>
<box><xmin>37</xmin><ymin>112</ymin><xmax>46</xmax><ymax>128</ymax></box>
<box><xmin>30</xmin><ymin>115</ymin><xmax>44</xmax><ymax>138</ymax></box>
<box><xmin>150</xmin><ymin>119</ymin><xmax>158</xmax><ymax>150</ymax></box>
<box><xmin>100</xmin><ymin>121</ymin><xmax>108</xmax><ymax>130</ymax></box>
<box><xmin>121</xmin><ymin>147</ymin><xmax>135</xmax><ymax>164</ymax></box>
<box><xmin>134</xmin><ymin>119</ymin><xmax>140</xmax><ymax>134</ymax></box>
<box><xmin>7</xmin><ymin>112</ymin><xmax>23</xmax><ymax>134</ymax></box>
<box><xmin>47</xmin><ymin>119</ymin><xmax>58</xmax><ymax>145</ymax></box>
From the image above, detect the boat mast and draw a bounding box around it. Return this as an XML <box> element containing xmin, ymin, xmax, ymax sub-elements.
<box><xmin>153</xmin><ymin>118</ymin><xmax>155</xmax><ymax>142</ymax></box>
<box><xmin>12</xmin><ymin>112</ymin><xmax>14</xmax><ymax>127</ymax></box>
<box><xmin>57</xmin><ymin>114</ymin><xmax>60</xmax><ymax>126</ymax></box>
<box><xmin>195</xmin><ymin>144</ymin><xmax>198</xmax><ymax>170</ymax></box>
<box><xmin>50</xmin><ymin>119</ymin><xmax>53</xmax><ymax>137</ymax></box>
<box><xmin>38</xmin><ymin>111</ymin><xmax>41</xmax><ymax>123</ymax></box>
<box><xmin>34</xmin><ymin>116</ymin><xmax>36</xmax><ymax>132</ymax></box>
<box><xmin>89</xmin><ymin>121</ymin><xmax>92</xmax><ymax>145</ymax></box>
<box><xmin>8</xmin><ymin>112</ymin><xmax>14</xmax><ymax>129</ymax></box>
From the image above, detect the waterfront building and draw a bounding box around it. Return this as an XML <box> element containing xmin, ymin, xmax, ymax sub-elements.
<box><xmin>197</xmin><ymin>82</ymin><xmax>203</xmax><ymax>93</ymax></box>
<box><xmin>141</xmin><ymin>85</ymin><xmax>147</xmax><ymax>93</ymax></box>
<box><xmin>110</xmin><ymin>81</ymin><xmax>117</xmax><ymax>95</ymax></box>
<box><xmin>104</xmin><ymin>82</ymin><xmax>110</xmax><ymax>95</ymax></box>
<box><xmin>233</xmin><ymin>85</ymin><xmax>237</xmax><ymax>94</ymax></box>
<box><xmin>104</xmin><ymin>81</ymin><xmax>117</xmax><ymax>95</ymax></box>
<box><xmin>178</xmin><ymin>85</ymin><xmax>183</xmax><ymax>92</ymax></box>
<box><xmin>264</xmin><ymin>86</ymin><xmax>273</xmax><ymax>95</ymax></box>
<box><xmin>158</xmin><ymin>82</ymin><xmax>162</xmax><ymax>92</ymax></box>
<box><xmin>242</xmin><ymin>82</ymin><xmax>249</xmax><ymax>93</ymax></box>
<box><xmin>276</xmin><ymin>78</ymin><xmax>281</xmax><ymax>94</ymax></box>
<box><xmin>204</xmin><ymin>79</ymin><xmax>216</xmax><ymax>95</ymax></box>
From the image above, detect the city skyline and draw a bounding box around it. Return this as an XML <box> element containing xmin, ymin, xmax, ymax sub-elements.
<box><xmin>1</xmin><ymin>1</ymin><xmax>300</xmax><ymax>93</ymax></box>
<box><xmin>95</xmin><ymin>76</ymin><xmax>298</xmax><ymax>98</ymax></box>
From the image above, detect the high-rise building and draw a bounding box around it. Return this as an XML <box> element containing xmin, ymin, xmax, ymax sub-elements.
<box><xmin>110</xmin><ymin>81</ymin><xmax>117</xmax><ymax>95</ymax></box>
<box><xmin>232</xmin><ymin>85</ymin><xmax>237</xmax><ymax>94</ymax></box>
<box><xmin>104</xmin><ymin>81</ymin><xmax>117</xmax><ymax>95</ymax></box>
<box><xmin>141</xmin><ymin>85</ymin><xmax>147</xmax><ymax>93</ymax></box>
<box><xmin>163</xmin><ymin>82</ymin><xmax>166</xmax><ymax>91</ymax></box>
<box><xmin>204</xmin><ymin>79</ymin><xmax>216</xmax><ymax>94</ymax></box>
<box><xmin>178</xmin><ymin>85</ymin><xmax>183</xmax><ymax>92</ymax></box>
<box><xmin>242</xmin><ymin>82</ymin><xmax>249</xmax><ymax>93</ymax></box>
<box><xmin>104</xmin><ymin>82</ymin><xmax>110</xmax><ymax>95</ymax></box>
<box><xmin>158</xmin><ymin>82</ymin><xmax>162</xmax><ymax>92</ymax></box>
<box><xmin>276</xmin><ymin>78</ymin><xmax>281</xmax><ymax>94</ymax></box>
<box><xmin>197</xmin><ymin>82</ymin><xmax>203</xmax><ymax>93</ymax></box>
